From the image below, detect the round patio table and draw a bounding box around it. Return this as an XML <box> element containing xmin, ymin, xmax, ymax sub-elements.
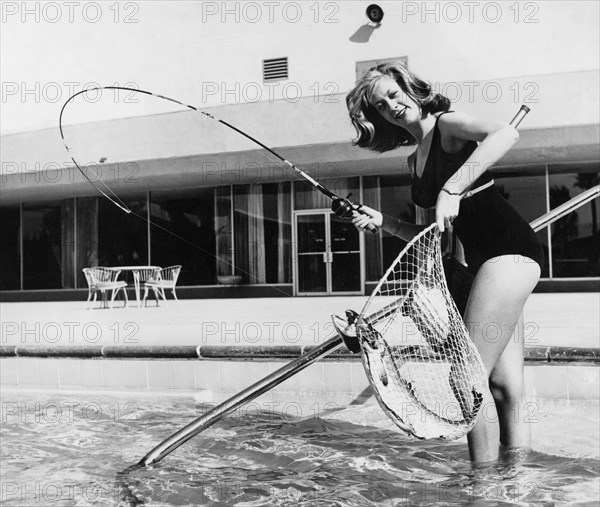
<box><xmin>107</xmin><ymin>266</ymin><xmax>161</xmax><ymax>307</ymax></box>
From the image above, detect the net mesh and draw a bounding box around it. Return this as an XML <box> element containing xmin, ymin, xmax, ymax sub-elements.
<box><xmin>356</xmin><ymin>224</ymin><xmax>488</xmax><ymax>440</ymax></box>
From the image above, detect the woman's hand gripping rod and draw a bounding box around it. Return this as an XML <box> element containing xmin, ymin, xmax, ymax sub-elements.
<box><xmin>275</xmin><ymin>158</ymin><xmax>377</xmax><ymax>232</ymax></box>
<box><xmin>331</xmin><ymin>194</ymin><xmax>379</xmax><ymax>233</ymax></box>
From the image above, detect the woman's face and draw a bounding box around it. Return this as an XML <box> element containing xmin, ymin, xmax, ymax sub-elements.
<box><xmin>369</xmin><ymin>76</ymin><xmax>421</xmax><ymax>128</ymax></box>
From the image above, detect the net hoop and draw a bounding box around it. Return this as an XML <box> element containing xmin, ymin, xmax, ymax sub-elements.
<box><xmin>355</xmin><ymin>224</ymin><xmax>488</xmax><ymax>440</ymax></box>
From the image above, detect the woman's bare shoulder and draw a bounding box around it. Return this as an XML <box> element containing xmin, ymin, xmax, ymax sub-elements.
<box><xmin>438</xmin><ymin>110</ymin><xmax>507</xmax><ymax>144</ymax></box>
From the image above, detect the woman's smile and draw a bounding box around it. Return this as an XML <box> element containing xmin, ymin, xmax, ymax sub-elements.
<box><xmin>370</xmin><ymin>76</ymin><xmax>418</xmax><ymax>127</ymax></box>
<box><xmin>394</xmin><ymin>106</ymin><xmax>407</xmax><ymax>120</ymax></box>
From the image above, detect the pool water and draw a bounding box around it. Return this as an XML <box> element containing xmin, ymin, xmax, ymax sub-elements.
<box><xmin>1</xmin><ymin>392</ymin><xmax>598</xmax><ymax>506</ymax></box>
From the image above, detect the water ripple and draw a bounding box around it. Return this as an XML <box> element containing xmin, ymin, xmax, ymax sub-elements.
<box><xmin>1</xmin><ymin>393</ymin><xmax>598</xmax><ymax>506</ymax></box>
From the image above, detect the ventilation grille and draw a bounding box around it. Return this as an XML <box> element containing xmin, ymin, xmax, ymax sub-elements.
<box><xmin>263</xmin><ymin>57</ymin><xmax>288</xmax><ymax>82</ymax></box>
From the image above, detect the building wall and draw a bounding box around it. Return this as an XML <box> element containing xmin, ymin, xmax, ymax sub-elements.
<box><xmin>1</xmin><ymin>1</ymin><xmax>599</xmax><ymax>295</ymax></box>
<box><xmin>1</xmin><ymin>1</ymin><xmax>599</xmax><ymax>134</ymax></box>
<box><xmin>2</xmin><ymin>70</ymin><xmax>599</xmax><ymax>205</ymax></box>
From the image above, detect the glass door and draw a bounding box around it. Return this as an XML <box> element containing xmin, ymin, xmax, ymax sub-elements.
<box><xmin>296</xmin><ymin>213</ymin><xmax>328</xmax><ymax>294</ymax></box>
<box><xmin>295</xmin><ymin>212</ymin><xmax>362</xmax><ymax>295</ymax></box>
<box><xmin>330</xmin><ymin>213</ymin><xmax>361</xmax><ymax>293</ymax></box>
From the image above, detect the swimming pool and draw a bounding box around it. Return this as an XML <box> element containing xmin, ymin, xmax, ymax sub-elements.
<box><xmin>1</xmin><ymin>391</ymin><xmax>598</xmax><ymax>506</ymax></box>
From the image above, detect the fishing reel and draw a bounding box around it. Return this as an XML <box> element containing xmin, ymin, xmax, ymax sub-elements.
<box><xmin>331</xmin><ymin>193</ymin><xmax>378</xmax><ymax>232</ymax></box>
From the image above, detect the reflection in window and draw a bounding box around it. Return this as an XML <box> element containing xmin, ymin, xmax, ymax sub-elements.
<box><xmin>263</xmin><ymin>182</ymin><xmax>291</xmax><ymax>283</ymax></box>
<box><xmin>150</xmin><ymin>188</ymin><xmax>216</xmax><ymax>285</ymax></box>
<box><xmin>0</xmin><ymin>206</ymin><xmax>21</xmax><ymax>290</ymax></box>
<box><xmin>61</xmin><ymin>199</ymin><xmax>76</xmax><ymax>288</ymax></box>
<box><xmin>549</xmin><ymin>171</ymin><xmax>599</xmax><ymax>277</ymax></box>
<box><xmin>364</xmin><ymin>175</ymin><xmax>413</xmax><ymax>281</ymax></box>
<box><xmin>234</xmin><ymin>182</ymin><xmax>291</xmax><ymax>284</ymax></box>
<box><xmin>23</xmin><ymin>204</ymin><xmax>63</xmax><ymax>289</ymax></box>
<box><xmin>76</xmin><ymin>197</ymin><xmax>99</xmax><ymax>288</ymax></box>
<box><xmin>98</xmin><ymin>196</ymin><xmax>148</xmax><ymax>267</ymax></box>
<box><xmin>363</xmin><ymin>176</ymin><xmax>382</xmax><ymax>281</ymax></box>
<box><xmin>380</xmin><ymin>175</ymin><xmax>413</xmax><ymax>276</ymax></box>
<box><xmin>215</xmin><ymin>186</ymin><xmax>233</xmax><ymax>278</ymax></box>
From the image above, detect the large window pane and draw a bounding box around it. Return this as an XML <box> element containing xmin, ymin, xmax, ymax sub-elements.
<box><xmin>23</xmin><ymin>204</ymin><xmax>63</xmax><ymax>289</ymax></box>
<box><xmin>549</xmin><ymin>170</ymin><xmax>599</xmax><ymax>277</ymax></box>
<box><xmin>380</xmin><ymin>175</ymin><xmax>413</xmax><ymax>275</ymax></box>
<box><xmin>0</xmin><ymin>206</ymin><xmax>21</xmax><ymax>290</ymax></box>
<box><xmin>60</xmin><ymin>199</ymin><xmax>76</xmax><ymax>288</ymax></box>
<box><xmin>215</xmin><ymin>186</ymin><xmax>233</xmax><ymax>278</ymax></box>
<box><xmin>76</xmin><ymin>197</ymin><xmax>99</xmax><ymax>288</ymax></box>
<box><xmin>98</xmin><ymin>195</ymin><xmax>148</xmax><ymax>267</ymax></box>
<box><xmin>363</xmin><ymin>176</ymin><xmax>382</xmax><ymax>281</ymax></box>
<box><xmin>150</xmin><ymin>188</ymin><xmax>216</xmax><ymax>285</ymax></box>
<box><xmin>364</xmin><ymin>175</ymin><xmax>413</xmax><ymax>282</ymax></box>
<box><xmin>262</xmin><ymin>182</ymin><xmax>291</xmax><ymax>284</ymax></box>
<box><xmin>234</xmin><ymin>182</ymin><xmax>291</xmax><ymax>284</ymax></box>
<box><xmin>234</xmin><ymin>184</ymin><xmax>261</xmax><ymax>284</ymax></box>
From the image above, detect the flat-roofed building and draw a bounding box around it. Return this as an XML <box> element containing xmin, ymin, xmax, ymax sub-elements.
<box><xmin>1</xmin><ymin>2</ymin><xmax>598</xmax><ymax>298</ymax></box>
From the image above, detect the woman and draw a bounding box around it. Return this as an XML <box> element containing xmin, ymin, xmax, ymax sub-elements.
<box><xmin>346</xmin><ymin>62</ymin><xmax>543</xmax><ymax>464</ymax></box>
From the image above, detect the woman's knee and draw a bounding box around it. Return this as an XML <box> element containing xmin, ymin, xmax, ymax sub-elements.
<box><xmin>489</xmin><ymin>372</ymin><xmax>525</xmax><ymax>406</ymax></box>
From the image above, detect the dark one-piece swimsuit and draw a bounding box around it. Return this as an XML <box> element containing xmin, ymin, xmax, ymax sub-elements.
<box><xmin>411</xmin><ymin>111</ymin><xmax>544</xmax><ymax>276</ymax></box>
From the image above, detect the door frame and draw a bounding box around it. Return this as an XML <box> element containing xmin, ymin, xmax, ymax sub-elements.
<box><xmin>293</xmin><ymin>209</ymin><xmax>364</xmax><ymax>296</ymax></box>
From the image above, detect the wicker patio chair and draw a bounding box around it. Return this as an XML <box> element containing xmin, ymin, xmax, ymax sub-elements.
<box><xmin>128</xmin><ymin>267</ymin><xmax>161</xmax><ymax>307</ymax></box>
<box><xmin>142</xmin><ymin>265</ymin><xmax>182</xmax><ymax>306</ymax></box>
<box><xmin>83</xmin><ymin>267</ymin><xmax>128</xmax><ymax>309</ymax></box>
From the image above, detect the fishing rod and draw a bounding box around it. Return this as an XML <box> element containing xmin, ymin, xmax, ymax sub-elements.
<box><xmin>59</xmin><ymin>86</ymin><xmax>376</xmax><ymax>229</ymax></box>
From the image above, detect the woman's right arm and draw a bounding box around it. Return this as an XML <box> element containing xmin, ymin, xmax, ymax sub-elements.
<box><xmin>351</xmin><ymin>205</ymin><xmax>425</xmax><ymax>242</ymax></box>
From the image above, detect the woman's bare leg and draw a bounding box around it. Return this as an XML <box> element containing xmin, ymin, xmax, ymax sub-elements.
<box><xmin>489</xmin><ymin>312</ymin><xmax>531</xmax><ymax>449</ymax></box>
<box><xmin>464</xmin><ymin>256</ymin><xmax>540</xmax><ymax>463</ymax></box>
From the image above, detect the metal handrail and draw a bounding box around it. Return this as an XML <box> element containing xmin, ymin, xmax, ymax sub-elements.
<box><xmin>138</xmin><ymin>335</ymin><xmax>344</xmax><ymax>466</ymax></box>
<box><xmin>137</xmin><ymin>184</ymin><xmax>599</xmax><ymax>467</ymax></box>
<box><xmin>530</xmin><ymin>185</ymin><xmax>599</xmax><ymax>232</ymax></box>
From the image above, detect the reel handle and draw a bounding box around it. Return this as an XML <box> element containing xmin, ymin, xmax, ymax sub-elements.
<box><xmin>331</xmin><ymin>196</ymin><xmax>378</xmax><ymax>233</ymax></box>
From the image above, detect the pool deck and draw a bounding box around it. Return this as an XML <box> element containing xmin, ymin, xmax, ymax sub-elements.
<box><xmin>1</xmin><ymin>292</ymin><xmax>598</xmax><ymax>348</ymax></box>
<box><xmin>1</xmin><ymin>293</ymin><xmax>598</xmax><ymax>400</ymax></box>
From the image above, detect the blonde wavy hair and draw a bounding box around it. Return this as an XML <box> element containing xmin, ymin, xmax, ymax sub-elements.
<box><xmin>346</xmin><ymin>62</ymin><xmax>450</xmax><ymax>152</ymax></box>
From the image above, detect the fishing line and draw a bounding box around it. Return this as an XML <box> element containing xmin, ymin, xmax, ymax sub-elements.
<box><xmin>59</xmin><ymin>86</ymin><xmax>318</xmax><ymax>296</ymax></box>
<box><xmin>59</xmin><ymin>86</ymin><xmax>341</xmax><ymax>211</ymax></box>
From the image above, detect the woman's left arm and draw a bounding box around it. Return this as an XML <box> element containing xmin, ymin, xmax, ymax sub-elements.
<box><xmin>435</xmin><ymin>112</ymin><xmax>519</xmax><ymax>231</ymax></box>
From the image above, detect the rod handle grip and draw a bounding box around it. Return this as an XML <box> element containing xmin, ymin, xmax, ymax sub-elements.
<box><xmin>355</xmin><ymin>205</ymin><xmax>379</xmax><ymax>233</ymax></box>
<box><xmin>509</xmin><ymin>105</ymin><xmax>530</xmax><ymax>128</ymax></box>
